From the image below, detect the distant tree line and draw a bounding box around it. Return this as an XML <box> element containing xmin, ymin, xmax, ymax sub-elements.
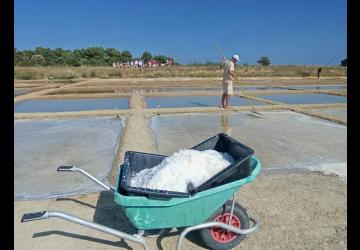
<box><xmin>14</xmin><ymin>47</ymin><xmax>347</xmax><ymax>67</ymax></box>
<box><xmin>14</xmin><ymin>47</ymin><xmax>174</xmax><ymax>67</ymax></box>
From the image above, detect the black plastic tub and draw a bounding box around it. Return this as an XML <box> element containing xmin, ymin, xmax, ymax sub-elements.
<box><xmin>119</xmin><ymin>133</ymin><xmax>254</xmax><ymax>199</ymax></box>
<box><xmin>120</xmin><ymin>151</ymin><xmax>191</xmax><ymax>199</ymax></box>
<box><xmin>190</xmin><ymin>133</ymin><xmax>254</xmax><ymax>193</ymax></box>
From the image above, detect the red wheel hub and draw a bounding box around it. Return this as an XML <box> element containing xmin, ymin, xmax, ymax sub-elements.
<box><xmin>210</xmin><ymin>213</ymin><xmax>241</xmax><ymax>243</ymax></box>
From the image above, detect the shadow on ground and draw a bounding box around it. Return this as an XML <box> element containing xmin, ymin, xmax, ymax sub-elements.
<box><xmin>32</xmin><ymin>191</ymin><xmax>212</xmax><ymax>249</ymax></box>
<box><xmin>92</xmin><ymin>191</ymin><xmax>138</xmax><ymax>234</ymax></box>
<box><xmin>33</xmin><ymin>230</ymin><xmax>132</xmax><ymax>249</ymax></box>
<box><xmin>31</xmin><ymin>191</ymin><xmax>135</xmax><ymax>249</ymax></box>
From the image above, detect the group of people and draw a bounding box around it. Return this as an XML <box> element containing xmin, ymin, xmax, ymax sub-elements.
<box><xmin>112</xmin><ymin>58</ymin><xmax>174</xmax><ymax>68</ymax></box>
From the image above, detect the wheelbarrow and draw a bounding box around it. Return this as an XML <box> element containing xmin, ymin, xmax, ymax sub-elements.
<box><xmin>21</xmin><ymin>133</ymin><xmax>261</xmax><ymax>250</ymax></box>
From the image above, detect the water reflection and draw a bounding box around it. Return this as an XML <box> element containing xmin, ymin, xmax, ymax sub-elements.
<box><xmin>220</xmin><ymin>113</ymin><xmax>232</xmax><ymax>136</ymax></box>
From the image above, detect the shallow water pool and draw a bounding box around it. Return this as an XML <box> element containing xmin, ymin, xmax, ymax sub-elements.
<box><xmin>14</xmin><ymin>88</ymin><xmax>32</xmax><ymax>97</ymax></box>
<box><xmin>310</xmin><ymin>108</ymin><xmax>347</xmax><ymax>121</ymax></box>
<box><xmin>146</xmin><ymin>95</ymin><xmax>265</xmax><ymax>108</ymax></box>
<box><xmin>150</xmin><ymin>111</ymin><xmax>346</xmax><ymax>176</ymax></box>
<box><xmin>279</xmin><ymin>85</ymin><xmax>347</xmax><ymax>90</ymax></box>
<box><xmin>256</xmin><ymin>94</ymin><xmax>347</xmax><ymax>104</ymax></box>
<box><xmin>15</xmin><ymin>98</ymin><xmax>129</xmax><ymax>112</ymax></box>
<box><xmin>14</xmin><ymin>117</ymin><xmax>124</xmax><ymax>200</ymax></box>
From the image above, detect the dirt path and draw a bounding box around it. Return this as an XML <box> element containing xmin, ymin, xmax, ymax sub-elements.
<box><xmin>15</xmin><ymin>171</ymin><xmax>346</xmax><ymax>250</ymax></box>
<box><xmin>14</xmin><ymin>80</ymin><xmax>91</xmax><ymax>104</ymax></box>
<box><xmin>109</xmin><ymin>93</ymin><xmax>157</xmax><ymax>185</ymax></box>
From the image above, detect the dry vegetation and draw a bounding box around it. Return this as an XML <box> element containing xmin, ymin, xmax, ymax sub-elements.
<box><xmin>15</xmin><ymin>65</ymin><xmax>347</xmax><ymax>80</ymax></box>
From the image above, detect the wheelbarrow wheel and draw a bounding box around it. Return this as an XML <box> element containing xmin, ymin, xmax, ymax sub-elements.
<box><xmin>199</xmin><ymin>201</ymin><xmax>249</xmax><ymax>250</ymax></box>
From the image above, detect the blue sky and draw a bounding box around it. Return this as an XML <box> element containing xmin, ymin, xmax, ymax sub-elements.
<box><xmin>15</xmin><ymin>0</ymin><xmax>347</xmax><ymax>65</ymax></box>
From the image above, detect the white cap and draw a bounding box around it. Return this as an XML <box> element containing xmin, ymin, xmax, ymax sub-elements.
<box><xmin>232</xmin><ymin>54</ymin><xmax>240</xmax><ymax>61</ymax></box>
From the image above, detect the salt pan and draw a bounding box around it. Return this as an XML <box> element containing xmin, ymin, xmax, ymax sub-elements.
<box><xmin>131</xmin><ymin>149</ymin><xmax>234</xmax><ymax>192</ymax></box>
<box><xmin>306</xmin><ymin>162</ymin><xmax>347</xmax><ymax>182</ymax></box>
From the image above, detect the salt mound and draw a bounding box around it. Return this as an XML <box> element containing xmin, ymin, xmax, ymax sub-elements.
<box><xmin>131</xmin><ymin>149</ymin><xmax>235</xmax><ymax>192</ymax></box>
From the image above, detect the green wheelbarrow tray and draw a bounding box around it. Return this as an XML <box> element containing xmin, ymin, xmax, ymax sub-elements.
<box><xmin>21</xmin><ymin>157</ymin><xmax>261</xmax><ymax>250</ymax></box>
<box><xmin>115</xmin><ymin>156</ymin><xmax>261</xmax><ymax>230</ymax></box>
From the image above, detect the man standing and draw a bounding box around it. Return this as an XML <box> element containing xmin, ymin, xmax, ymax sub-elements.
<box><xmin>317</xmin><ymin>67</ymin><xmax>322</xmax><ymax>78</ymax></box>
<box><xmin>220</xmin><ymin>54</ymin><xmax>240</xmax><ymax>109</ymax></box>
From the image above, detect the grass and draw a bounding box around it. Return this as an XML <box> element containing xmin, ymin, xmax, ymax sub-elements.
<box><xmin>16</xmin><ymin>73</ymin><xmax>33</xmax><ymax>80</ymax></box>
<box><xmin>14</xmin><ymin>65</ymin><xmax>347</xmax><ymax>80</ymax></box>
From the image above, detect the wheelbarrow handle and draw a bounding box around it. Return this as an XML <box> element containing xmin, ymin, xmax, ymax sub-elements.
<box><xmin>21</xmin><ymin>210</ymin><xmax>149</xmax><ymax>250</ymax></box>
<box><xmin>57</xmin><ymin>165</ymin><xmax>115</xmax><ymax>193</ymax></box>
<box><xmin>57</xmin><ymin>165</ymin><xmax>76</xmax><ymax>172</ymax></box>
<box><xmin>21</xmin><ymin>211</ymin><xmax>49</xmax><ymax>222</ymax></box>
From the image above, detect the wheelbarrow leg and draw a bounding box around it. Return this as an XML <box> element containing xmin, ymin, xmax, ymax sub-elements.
<box><xmin>228</xmin><ymin>193</ymin><xmax>236</xmax><ymax>226</ymax></box>
<box><xmin>57</xmin><ymin>166</ymin><xmax>115</xmax><ymax>193</ymax></box>
<box><xmin>21</xmin><ymin>210</ymin><xmax>149</xmax><ymax>250</ymax></box>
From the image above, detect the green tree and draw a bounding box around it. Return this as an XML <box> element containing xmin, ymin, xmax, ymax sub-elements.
<box><xmin>14</xmin><ymin>47</ymin><xmax>175</xmax><ymax>67</ymax></box>
<box><xmin>71</xmin><ymin>49</ymin><xmax>84</xmax><ymax>65</ymax></box>
<box><xmin>53</xmin><ymin>48</ymin><xmax>72</xmax><ymax>65</ymax></box>
<box><xmin>18</xmin><ymin>55</ymin><xmax>31</xmax><ymax>66</ymax></box>
<box><xmin>82</xmin><ymin>47</ymin><xmax>105</xmax><ymax>65</ymax></box>
<box><xmin>121</xmin><ymin>50</ymin><xmax>132</xmax><ymax>63</ymax></box>
<box><xmin>55</xmin><ymin>57</ymin><xmax>65</xmax><ymax>65</ymax></box>
<box><xmin>105</xmin><ymin>48</ymin><xmax>122</xmax><ymax>64</ymax></box>
<box><xmin>34</xmin><ymin>47</ymin><xmax>55</xmax><ymax>66</ymax></box>
<box><xmin>141</xmin><ymin>51</ymin><xmax>153</xmax><ymax>63</ymax></box>
<box><xmin>54</xmin><ymin>48</ymin><xmax>67</xmax><ymax>58</ymax></box>
<box><xmin>65</xmin><ymin>55</ymin><xmax>81</xmax><ymax>67</ymax></box>
<box><xmin>257</xmin><ymin>56</ymin><xmax>271</xmax><ymax>66</ymax></box>
<box><xmin>340</xmin><ymin>58</ymin><xmax>347</xmax><ymax>67</ymax></box>
<box><xmin>16</xmin><ymin>50</ymin><xmax>35</xmax><ymax>66</ymax></box>
<box><xmin>30</xmin><ymin>54</ymin><xmax>46</xmax><ymax>66</ymax></box>
<box><xmin>154</xmin><ymin>55</ymin><xmax>167</xmax><ymax>64</ymax></box>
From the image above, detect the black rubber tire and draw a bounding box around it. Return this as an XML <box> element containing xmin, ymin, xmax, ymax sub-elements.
<box><xmin>199</xmin><ymin>201</ymin><xmax>249</xmax><ymax>250</ymax></box>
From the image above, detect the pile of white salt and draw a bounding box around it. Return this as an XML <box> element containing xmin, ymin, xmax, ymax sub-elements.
<box><xmin>131</xmin><ymin>149</ymin><xmax>235</xmax><ymax>192</ymax></box>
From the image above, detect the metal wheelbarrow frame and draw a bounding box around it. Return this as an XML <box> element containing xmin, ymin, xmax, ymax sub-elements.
<box><xmin>21</xmin><ymin>157</ymin><xmax>261</xmax><ymax>250</ymax></box>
